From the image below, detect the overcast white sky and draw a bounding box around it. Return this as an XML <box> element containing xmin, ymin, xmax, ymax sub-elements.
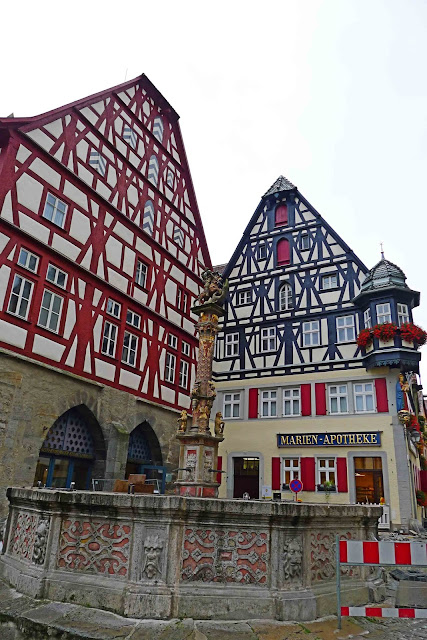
<box><xmin>2</xmin><ymin>0</ymin><xmax>427</xmax><ymax>378</ymax></box>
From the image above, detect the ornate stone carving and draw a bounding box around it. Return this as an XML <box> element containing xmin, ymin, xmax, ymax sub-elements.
<box><xmin>141</xmin><ymin>534</ymin><xmax>163</xmax><ymax>579</ymax></box>
<box><xmin>195</xmin><ymin>270</ymin><xmax>228</xmax><ymax>306</ymax></box>
<box><xmin>310</xmin><ymin>531</ymin><xmax>356</xmax><ymax>582</ymax></box>
<box><xmin>10</xmin><ymin>511</ymin><xmax>37</xmax><ymax>562</ymax></box>
<box><xmin>57</xmin><ymin>519</ymin><xmax>131</xmax><ymax>577</ymax></box>
<box><xmin>32</xmin><ymin>517</ymin><xmax>50</xmax><ymax>565</ymax></box>
<box><xmin>177</xmin><ymin>410</ymin><xmax>187</xmax><ymax>433</ymax></box>
<box><xmin>181</xmin><ymin>528</ymin><xmax>268</xmax><ymax>585</ymax></box>
<box><xmin>214</xmin><ymin>412</ymin><xmax>225</xmax><ymax>437</ymax></box>
<box><xmin>283</xmin><ymin>537</ymin><xmax>302</xmax><ymax>581</ymax></box>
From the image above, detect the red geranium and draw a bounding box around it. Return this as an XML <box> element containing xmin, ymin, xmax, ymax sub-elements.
<box><xmin>400</xmin><ymin>322</ymin><xmax>427</xmax><ymax>347</ymax></box>
<box><xmin>357</xmin><ymin>328</ymin><xmax>373</xmax><ymax>348</ymax></box>
<box><xmin>373</xmin><ymin>322</ymin><xmax>397</xmax><ymax>341</ymax></box>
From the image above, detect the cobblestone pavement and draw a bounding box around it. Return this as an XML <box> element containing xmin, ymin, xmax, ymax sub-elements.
<box><xmin>352</xmin><ymin>617</ymin><xmax>427</xmax><ymax>640</ymax></box>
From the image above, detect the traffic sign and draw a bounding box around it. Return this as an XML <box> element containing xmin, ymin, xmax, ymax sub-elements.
<box><xmin>289</xmin><ymin>479</ymin><xmax>303</xmax><ymax>493</ymax></box>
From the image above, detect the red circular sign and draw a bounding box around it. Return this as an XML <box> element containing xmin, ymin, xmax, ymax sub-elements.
<box><xmin>289</xmin><ymin>479</ymin><xmax>303</xmax><ymax>493</ymax></box>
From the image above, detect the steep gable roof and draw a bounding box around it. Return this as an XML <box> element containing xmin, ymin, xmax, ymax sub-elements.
<box><xmin>263</xmin><ymin>175</ymin><xmax>296</xmax><ymax>197</ymax></box>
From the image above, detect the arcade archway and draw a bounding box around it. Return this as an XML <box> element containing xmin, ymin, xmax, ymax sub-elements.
<box><xmin>125</xmin><ymin>421</ymin><xmax>166</xmax><ymax>493</ymax></box>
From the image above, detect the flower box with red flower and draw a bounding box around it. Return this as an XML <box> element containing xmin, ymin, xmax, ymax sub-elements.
<box><xmin>399</xmin><ymin>322</ymin><xmax>427</xmax><ymax>348</ymax></box>
<box><xmin>356</xmin><ymin>328</ymin><xmax>373</xmax><ymax>348</ymax></box>
<box><xmin>373</xmin><ymin>322</ymin><xmax>397</xmax><ymax>342</ymax></box>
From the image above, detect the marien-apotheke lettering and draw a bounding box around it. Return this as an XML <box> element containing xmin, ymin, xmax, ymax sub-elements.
<box><xmin>276</xmin><ymin>432</ymin><xmax>381</xmax><ymax>447</ymax></box>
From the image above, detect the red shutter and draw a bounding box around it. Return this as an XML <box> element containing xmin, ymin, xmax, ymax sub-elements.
<box><xmin>275</xmin><ymin>204</ymin><xmax>288</xmax><ymax>226</ymax></box>
<box><xmin>248</xmin><ymin>388</ymin><xmax>258</xmax><ymax>418</ymax></box>
<box><xmin>301</xmin><ymin>384</ymin><xmax>312</xmax><ymax>416</ymax></box>
<box><xmin>336</xmin><ymin>458</ymin><xmax>348</xmax><ymax>493</ymax></box>
<box><xmin>272</xmin><ymin>457</ymin><xmax>281</xmax><ymax>490</ymax></box>
<box><xmin>315</xmin><ymin>383</ymin><xmax>327</xmax><ymax>415</ymax></box>
<box><xmin>375</xmin><ymin>378</ymin><xmax>389</xmax><ymax>412</ymax></box>
<box><xmin>216</xmin><ymin>456</ymin><xmax>222</xmax><ymax>484</ymax></box>
<box><xmin>277</xmin><ymin>238</ymin><xmax>290</xmax><ymax>265</ymax></box>
<box><xmin>300</xmin><ymin>457</ymin><xmax>315</xmax><ymax>491</ymax></box>
<box><xmin>420</xmin><ymin>470</ymin><xmax>427</xmax><ymax>493</ymax></box>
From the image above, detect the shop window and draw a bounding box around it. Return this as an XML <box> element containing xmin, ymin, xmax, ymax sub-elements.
<box><xmin>354</xmin><ymin>457</ymin><xmax>384</xmax><ymax>504</ymax></box>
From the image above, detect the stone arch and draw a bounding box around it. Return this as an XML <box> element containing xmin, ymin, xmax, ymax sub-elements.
<box><xmin>125</xmin><ymin>421</ymin><xmax>166</xmax><ymax>492</ymax></box>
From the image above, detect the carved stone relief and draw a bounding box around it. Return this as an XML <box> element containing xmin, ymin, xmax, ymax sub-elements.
<box><xmin>10</xmin><ymin>511</ymin><xmax>38</xmax><ymax>562</ymax></box>
<box><xmin>283</xmin><ymin>536</ymin><xmax>302</xmax><ymax>583</ymax></box>
<box><xmin>32</xmin><ymin>517</ymin><xmax>50</xmax><ymax>565</ymax></box>
<box><xmin>141</xmin><ymin>534</ymin><xmax>163</xmax><ymax>580</ymax></box>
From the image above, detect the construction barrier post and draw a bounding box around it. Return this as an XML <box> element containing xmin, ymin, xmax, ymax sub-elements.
<box><xmin>336</xmin><ymin>534</ymin><xmax>341</xmax><ymax>629</ymax></box>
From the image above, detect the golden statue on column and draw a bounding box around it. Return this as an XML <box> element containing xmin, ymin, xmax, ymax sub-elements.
<box><xmin>175</xmin><ymin>270</ymin><xmax>228</xmax><ymax>497</ymax></box>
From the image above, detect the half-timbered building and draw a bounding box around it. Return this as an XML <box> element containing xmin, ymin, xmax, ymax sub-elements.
<box><xmin>0</xmin><ymin>75</ymin><xmax>210</xmax><ymax>512</ymax></box>
<box><xmin>213</xmin><ymin>176</ymin><xmax>424</xmax><ymax>530</ymax></box>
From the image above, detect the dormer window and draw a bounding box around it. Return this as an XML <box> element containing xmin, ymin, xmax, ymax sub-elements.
<box><xmin>275</xmin><ymin>204</ymin><xmax>288</xmax><ymax>226</ymax></box>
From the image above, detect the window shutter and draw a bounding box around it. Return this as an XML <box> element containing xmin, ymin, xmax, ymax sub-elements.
<box><xmin>420</xmin><ymin>470</ymin><xmax>427</xmax><ymax>493</ymax></box>
<box><xmin>315</xmin><ymin>383</ymin><xmax>327</xmax><ymax>415</ymax></box>
<box><xmin>216</xmin><ymin>456</ymin><xmax>222</xmax><ymax>484</ymax></box>
<box><xmin>272</xmin><ymin>457</ymin><xmax>281</xmax><ymax>490</ymax></box>
<box><xmin>277</xmin><ymin>238</ymin><xmax>290</xmax><ymax>265</ymax></box>
<box><xmin>301</xmin><ymin>384</ymin><xmax>312</xmax><ymax>416</ymax></box>
<box><xmin>248</xmin><ymin>388</ymin><xmax>258</xmax><ymax>418</ymax></box>
<box><xmin>300</xmin><ymin>457</ymin><xmax>315</xmax><ymax>491</ymax></box>
<box><xmin>375</xmin><ymin>378</ymin><xmax>389</xmax><ymax>412</ymax></box>
<box><xmin>336</xmin><ymin>458</ymin><xmax>348</xmax><ymax>492</ymax></box>
<box><xmin>275</xmin><ymin>204</ymin><xmax>288</xmax><ymax>226</ymax></box>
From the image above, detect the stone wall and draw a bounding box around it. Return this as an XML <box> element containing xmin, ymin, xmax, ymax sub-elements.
<box><xmin>0</xmin><ymin>488</ymin><xmax>382</xmax><ymax>621</ymax></box>
<box><xmin>0</xmin><ymin>350</ymin><xmax>180</xmax><ymax>518</ymax></box>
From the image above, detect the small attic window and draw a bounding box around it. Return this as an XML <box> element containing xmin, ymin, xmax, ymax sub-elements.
<box><xmin>153</xmin><ymin>116</ymin><xmax>164</xmax><ymax>143</ymax></box>
<box><xmin>123</xmin><ymin>125</ymin><xmax>137</xmax><ymax>149</ymax></box>
<box><xmin>277</xmin><ymin>238</ymin><xmax>290</xmax><ymax>266</ymax></box>
<box><xmin>275</xmin><ymin>204</ymin><xmax>288</xmax><ymax>226</ymax></box>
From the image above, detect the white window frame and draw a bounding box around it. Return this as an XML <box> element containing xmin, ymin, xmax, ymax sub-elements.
<box><xmin>101</xmin><ymin>321</ymin><xmax>118</xmax><ymax>358</ymax></box>
<box><xmin>261</xmin><ymin>327</ymin><xmax>276</xmax><ymax>352</ymax></box>
<box><xmin>106</xmin><ymin>298</ymin><xmax>121</xmax><ymax>319</ymax></box>
<box><xmin>38</xmin><ymin>289</ymin><xmax>63</xmax><ymax>334</ymax></box>
<box><xmin>261</xmin><ymin>389</ymin><xmax>277</xmax><ymax>418</ymax></box>
<box><xmin>302</xmin><ymin>320</ymin><xmax>320</xmax><ymax>347</ymax></box>
<box><xmin>177</xmin><ymin>288</ymin><xmax>188</xmax><ymax>312</ymax></box>
<box><xmin>46</xmin><ymin>264</ymin><xmax>67</xmax><ymax>289</ymax></box>
<box><xmin>397</xmin><ymin>303</ymin><xmax>409</xmax><ymax>326</ymax></box>
<box><xmin>376</xmin><ymin>303</ymin><xmax>391</xmax><ymax>324</ymax></box>
<box><xmin>42</xmin><ymin>193</ymin><xmax>67</xmax><ymax>228</ymax></box>
<box><xmin>18</xmin><ymin>248</ymin><xmax>39</xmax><ymax>273</ymax></box>
<box><xmin>122</xmin><ymin>331</ymin><xmax>138</xmax><ymax>367</ymax></box>
<box><xmin>135</xmin><ymin>260</ymin><xmax>148</xmax><ymax>289</ymax></box>
<box><xmin>7</xmin><ymin>274</ymin><xmax>34</xmax><ymax>320</ymax></box>
<box><xmin>258</xmin><ymin>243</ymin><xmax>267</xmax><ymax>260</ymax></box>
<box><xmin>126</xmin><ymin>309</ymin><xmax>141</xmax><ymax>329</ymax></box>
<box><xmin>300</xmin><ymin>235</ymin><xmax>310</xmax><ymax>251</ymax></box>
<box><xmin>165</xmin><ymin>352</ymin><xmax>176</xmax><ymax>384</ymax></box>
<box><xmin>336</xmin><ymin>315</ymin><xmax>355</xmax><ymax>343</ymax></box>
<box><xmin>237</xmin><ymin>290</ymin><xmax>252</xmax><ymax>306</ymax></box>
<box><xmin>223</xmin><ymin>392</ymin><xmax>241</xmax><ymax>419</ymax></box>
<box><xmin>354</xmin><ymin>382</ymin><xmax>375</xmax><ymax>413</ymax></box>
<box><xmin>182</xmin><ymin>341</ymin><xmax>190</xmax><ymax>357</ymax></box>
<box><xmin>282</xmin><ymin>458</ymin><xmax>300</xmax><ymax>487</ymax></box>
<box><xmin>283</xmin><ymin>388</ymin><xmax>300</xmax><ymax>417</ymax></box>
<box><xmin>328</xmin><ymin>384</ymin><xmax>348</xmax><ymax>414</ymax></box>
<box><xmin>168</xmin><ymin>334</ymin><xmax>178</xmax><ymax>349</ymax></box>
<box><xmin>225</xmin><ymin>332</ymin><xmax>239</xmax><ymax>357</ymax></box>
<box><xmin>317</xmin><ymin>458</ymin><xmax>337</xmax><ymax>489</ymax></box>
<box><xmin>321</xmin><ymin>274</ymin><xmax>338</xmax><ymax>290</ymax></box>
<box><xmin>364</xmin><ymin>308</ymin><xmax>372</xmax><ymax>329</ymax></box>
<box><xmin>179</xmin><ymin>359</ymin><xmax>189</xmax><ymax>389</ymax></box>
<box><xmin>279</xmin><ymin>283</ymin><xmax>293</xmax><ymax>311</ymax></box>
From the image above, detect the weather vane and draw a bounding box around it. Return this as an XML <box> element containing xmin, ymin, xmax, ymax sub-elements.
<box><xmin>380</xmin><ymin>242</ymin><xmax>384</xmax><ymax>259</ymax></box>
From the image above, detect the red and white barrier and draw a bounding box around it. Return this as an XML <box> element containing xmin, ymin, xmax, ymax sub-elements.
<box><xmin>342</xmin><ymin>607</ymin><xmax>427</xmax><ymax>619</ymax></box>
<box><xmin>339</xmin><ymin>540</ymin><xmax>427</xmax><ymax>566</ymax></box>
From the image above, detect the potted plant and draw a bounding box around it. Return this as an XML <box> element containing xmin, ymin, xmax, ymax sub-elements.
<box><xmin>317</xmin><ymin>481</ymin><xmax>336</xmax><ymax>500</ymax></box>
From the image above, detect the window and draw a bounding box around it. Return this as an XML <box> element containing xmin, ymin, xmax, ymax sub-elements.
<box><xmin>336</xmin><ymin>315</ymin><xmax>355</xmax><ymax>342</ymax></box>
<box><xmin>89</xmin><ymin>150</ymin><xmax>107</xmax><ymax>177</ymax></box>
<box><xmin>225</xmin><ymin>332</ymin><xmax>239</xmax><ymax>357</ymax></box>
<box><xmin>279</xmin><ymin>283</ymin><xmax>293</xmax><ymax>311</ymax></box>
<box><xmin>148</xmin><ymin>155</ymin><xmax>159</xmax><ymax>186</ymax></box>
<box><xmin>277</xmin><ymin>238</ymin><xmax>290</xmax><ymax>266</ymax></box>
<box><xmin>300</xmin><ymin>235</ymin><xmax>310</xmax><ymax>251</ymax></box>
<box><xmin>223</xmin><ymin>392</ymin><xmax>241</xmax><ymax>418</ymax></box>
<box><xmin>261</xmin><ymin>389</ymin><xmax>277</xmax><ymax>417</ymax></box>
<box><xmin>165</xmin><ymin>353</ymin><xmax>176</xmax><ymax>383</ymax></box>
<box><xmin>376</xmin><ymin>303</ymin><xmax>391</xmax><ymax>324</ymax></box>
<box><xmin>42</xmin><ymin>193</ymin><xmax>67</xmax><ymax>228</ymax></box>
<box><xmin>261</xmin><ymin>327</ymin><xmax>276</xmax><ymax>352</ymax></box>
<box><xmin>179</xmin><ymin>360</ymin><xmax>189</xmax><ymax>388</ymax></box>
<box><xmin>135</xmin><ymin>260</ymin><xmax>148</xmax><ymax>288</ymax></box>
<box><xmin>142</xmin><ymin>200</ymin><xmax>155</xmax><ymax>235</ymax></box>
<box><xmin>275</xmin><ymin>204</ymin><xmax>288</xmax><ymax>226</ymax></box>
<box><xmin>329</xmin><ymin>384</ymin><xmax>348</xmax><ymax>414</ymax></box>
<box><xmin>397</xmin><ymin>303</ymin><xmax>409</xmax><ymax>326</ymax></box>
<box><xmin>317</xmin><ymin>458</ymin><xmax>336</xmax><ymax>487</ymax></box>
<box><xmin>283</xmin><ymin>388</ymin><xmax>300</xmax><ymax>416</ymax></box>
<box><xmin>354</xmin><ymin>382</ymin><xmax>375</xmax><ymax>413</ymax></box>
<box><xmin>364</xmin><ymin>308</ymin><xmax>372</xmax><ymax>329</ymax></box>
<box><xmin>123</xmin><ymin>125</ymin><xmax>137</xmax><ymax>149</ymax></box>
<box><xmin>177</xmin><ymin>288</ymin><xmax>188</xmax><ymax>312</ymax></box>
<box><xmin>101</xmin><ymin>321</ymin><xmax>118</xmax><ymax>357</ymax></box>
<box><xmin>106</xmin><ymin>298</ymin><xmax>121</xmax><ymax>319</ymax></box>
<box><xmin>321</xmin><ymin>274</ymin><xmax>338</xmax><ymax>290</ymax></box>
<box><xmin>237</xmin><ymin>290</ymin><xmax>252</xmax><ymax>306</ymax></box>
<box><xmin>46</xmin><ymin>264</ymin><xmax>67</xmax><ymax>289</ymax></box>
<box><xmin>8</xmin><ymin>274</ymin><xmax>34</xmax><ymax>319</ymax></box>
<box><xmin>18</xmin><ymin>248</ymin><xmax>39</xmax><ymax>273</ymax></box>
<box><xmin>38</xmin><ymin>289</ymin><xmax>63</xmax><ymax>333</ymax></box>
<box><xmin>167</xmin><ymin>168</ymin><xmax>175</xmax><ymax>188</ymax></box>
<box><xmin>303</xmin><ymin>320</ymin><xmax>320</xmax><ymax>347</ymax></box>
<box><xmin>182</xmin><ymin>341</ymin><xmax>190</xmax><ymax>356</ymax></box>
<box><xmin>122</xmin><ymin>331</ymin><xmax>138</xmax><ymax>366</ymax></box>
<box><xmin>153</xmin><ymin>116</ymin><xmax>164</xmax><ymax>143</ymax></box>
<box><xmin>126</xmin><ymin>309</ymin><xmax>141</xmax><ymax>329</ymax></box>
<box><xmin>173</xmin><ymin>226</ymin><xmax>184</xmax><ymax>248</ymax></box>
<box><xmin>282</xmin><ymin>458</ymin><xmax>300</xmax><ymax>486</ymax></box>
<box><xmin>258</xmin><ymin>243</ymin><xmax>266</xmax><ymax>260</ymax></box>
<box><xmin>168</xmin><ymin>334</ymin><xmax>178</xmax><ymax>349</ymax></box>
